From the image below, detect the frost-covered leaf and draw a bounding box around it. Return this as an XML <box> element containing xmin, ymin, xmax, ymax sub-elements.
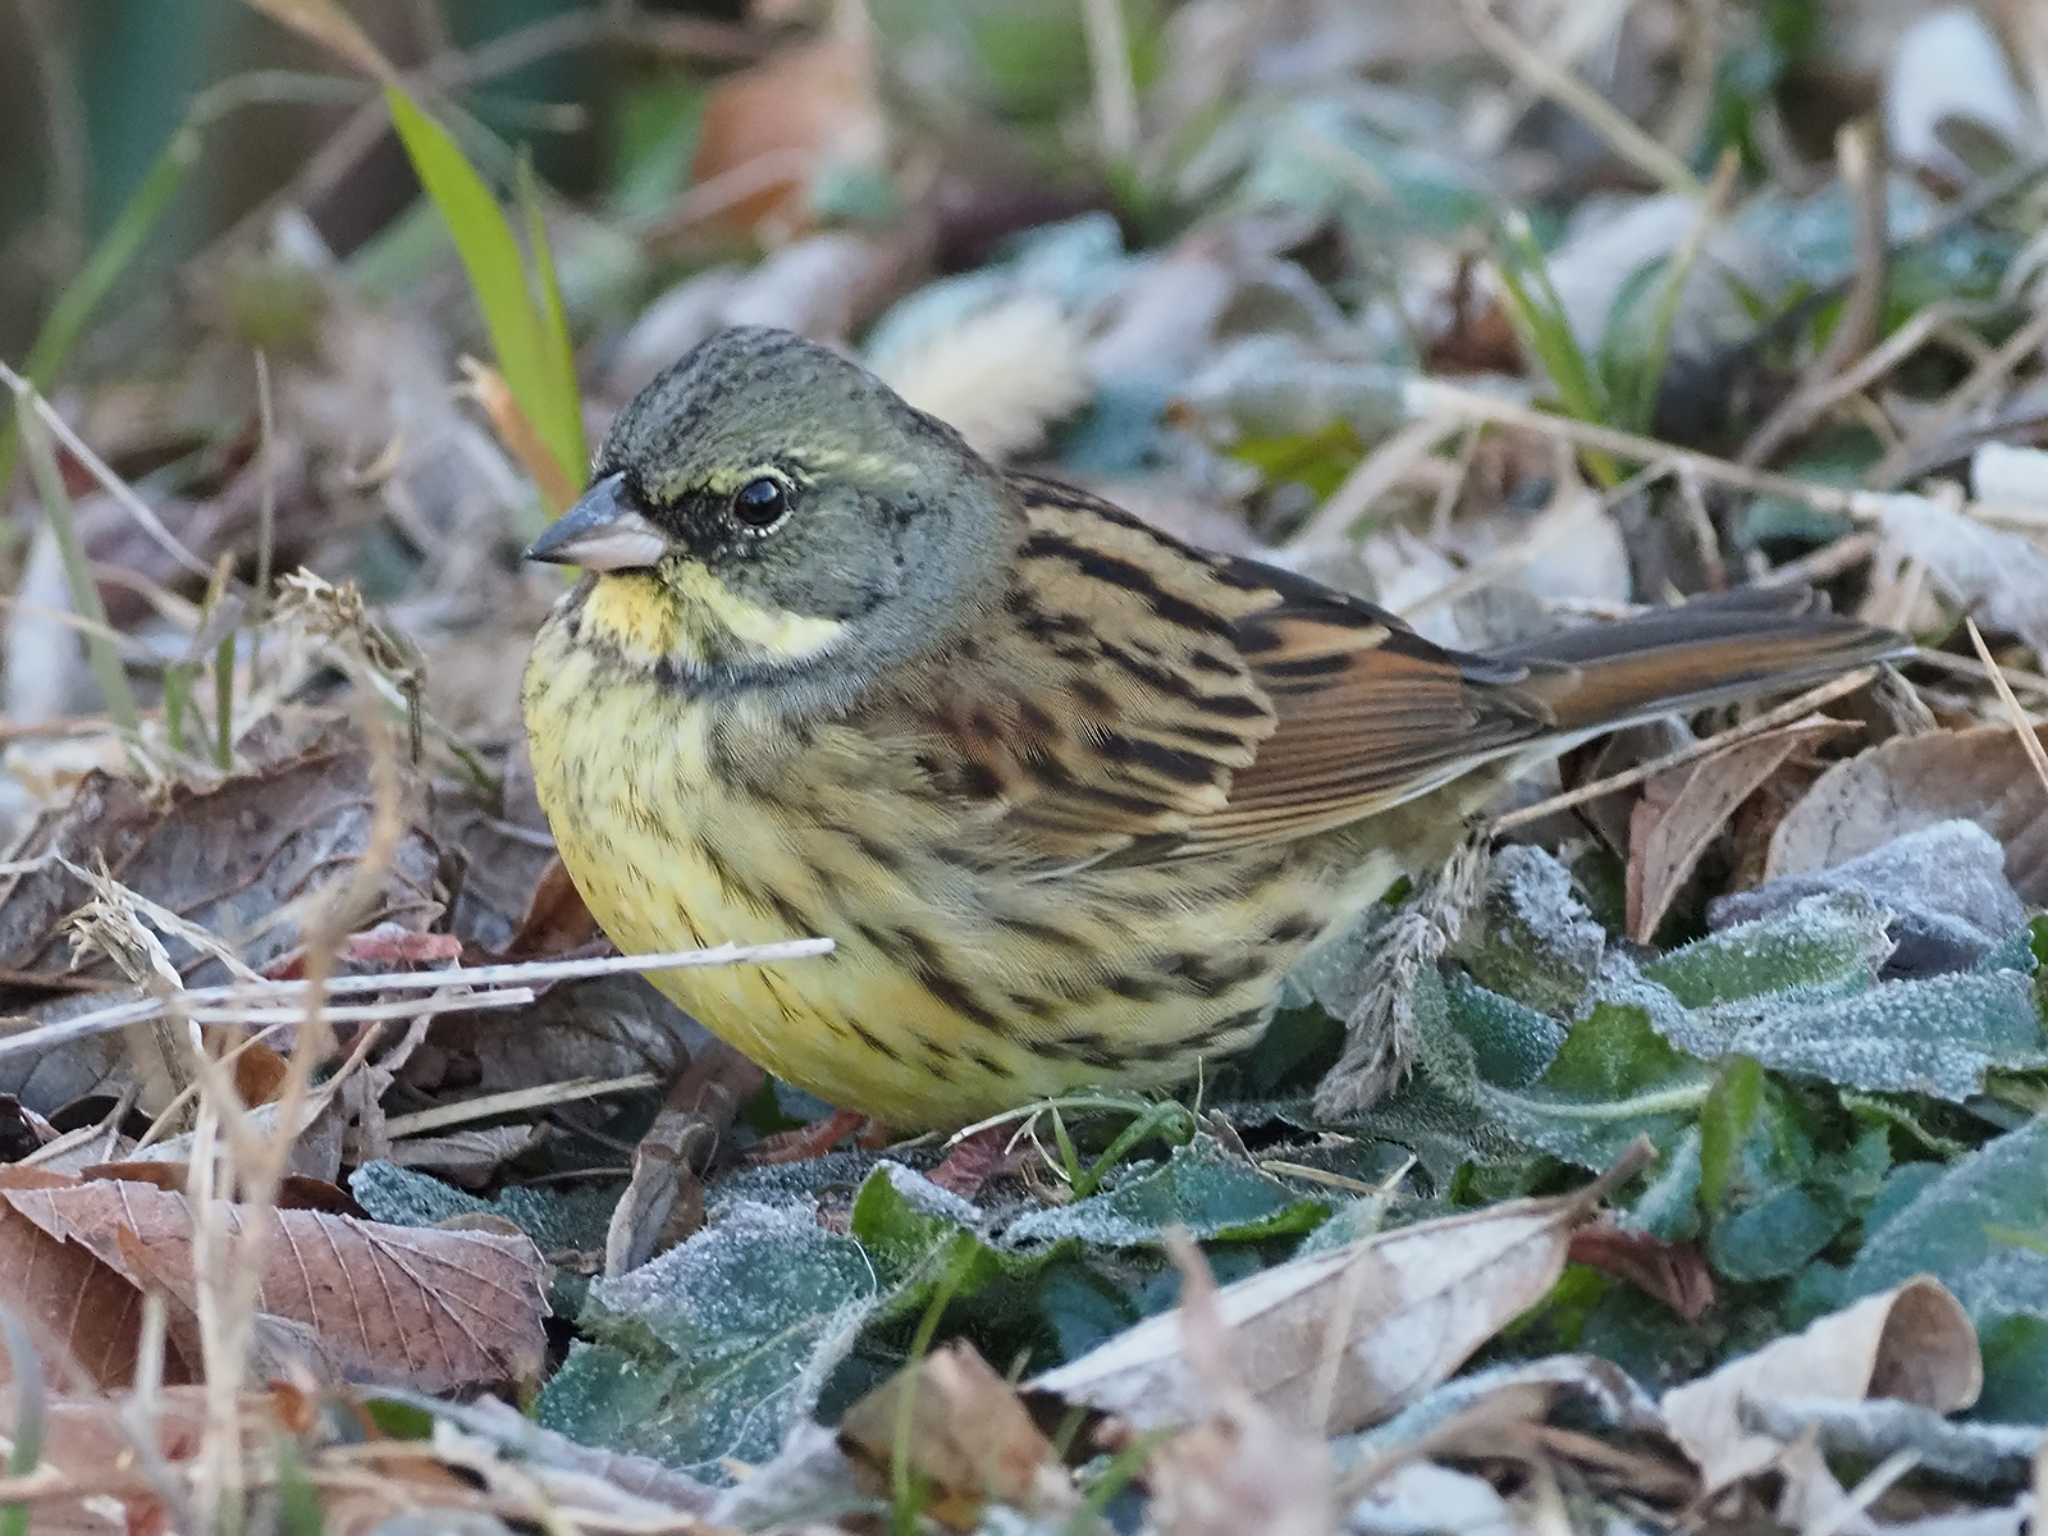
<box><xmin>1031</xmin><ymin>1153</ymin><xmax>1643</xmax><ymax>1435</ymax></box>
<box><xmin>1641</xmin><ymin>891</ymin><xmax>1894</xmax><ymax>1009</ymax></box>
<box><xmin>1453</xmin><ymin>998</ymin><xmax>1712</xmax><ymax>1171</ymax></box>
<box><xmin>1721</xmin><ymin>969</ymin><xmax>2048</xmax><ymax>1102</ymax></box>
<box><xmin>351</xmin><ymin>1162</ymin><xmax>620</xmax><ymax>1252</ymax></box>
<box><xmin>539</xmin><ymin>1200</ymin><xmax>877</xmax><ymax>1474</ymax></box>
<box><xmin>1456</xmin><ymin>845</ymin><xmax>1605</xmax><ymax>1015</ymax></box>
<box><xmin>1712</xmin><ymin>821</ymin><xmax>2027</xmax><ymax>978</ymax></box>
<box><xmin>1845</xmin><ymin>1116</ymin><xmax>2048</xmax><ymax>1326</ymax></box>
<box><xmin>1006</xmin><ymin>1139</ymin><xmax>1329</xmax><ymax>1249</ymax></box>
<box><xmin>1768</xmin><ymin>726</ymin><xmax>2048</xmax><ymax>906</ymax></box>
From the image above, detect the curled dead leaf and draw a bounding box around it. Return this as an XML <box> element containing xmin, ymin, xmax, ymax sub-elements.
<box><xmin>1660</xmin><ymin>1276</ymin><xmax>1979</xmax><ymax>1490</ymax></box>
<box><xmin>1031</xmin><ymin>1144</ymin><xmax>1650</xmax><ymax>1436</ymax></box>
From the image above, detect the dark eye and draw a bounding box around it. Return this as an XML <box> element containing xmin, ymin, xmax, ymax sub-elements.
<box><xmin>731</xmin><ymin>476</ymin><xmax>791</xmax><ymax>531</ymax></box>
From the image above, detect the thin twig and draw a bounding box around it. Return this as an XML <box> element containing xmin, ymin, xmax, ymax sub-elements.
<box><xmin>1739</xmin><ymin>119</ymin><xmax>1887</xmax><ymax>468</ymax></box>
<box><xmin>1966</xmin><ymin>619</ymin><xmax>2048</xmax><ymax>799</ymax></box>
<box><xmin>1459</xmin><ymin>0</ymin><xmax>1704</xmax><ymax>197</ymax></box>
<box><xmin>1489</xmin><ymin>670</ymin><xmax>1880</xmax><ymax>833</ymax></box>
<box><xmin>381</xmin><ymin>1073</ymin><xmax>664</xmax><ymax>1138</ymax></box>
<box><xmin>0</xmin><ymin>938</ymin><xmax>832</xmax><ymax>1063</ymax></box>
<box><xmin>1402</xmin><ymin>374</ymin><xmax>1932</xmax><ymax>523</ymax></box>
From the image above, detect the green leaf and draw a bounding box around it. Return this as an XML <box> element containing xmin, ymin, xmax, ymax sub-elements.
<box><xmin>1627</xmin><ymin>1124</ymin><xmax>1702</xmax><ymax>1241</ymax></box>
<box><xmin>1456</xmin><ymin>847</ymin><xmax>1606</xmax><ymax>1016</ymax></box>
<box><xmin>1699</xmin><ymin>1057</ymin><xmax>1764</xmax><ymax>1211</ymax></box>
<box><xmin>1978</xmin><ymin>1314</ymin><xmax>2048</xmax><ymax>1420</ymax></box>
<box><xmin>1709</xmin><ymin>1181</ymin><xmax>1849</xmax><ymax>1282</ymax></box>
<box><xmin>540</xmin><ymin>1200</ymin><xmax>879</xmax><ymax>1472</ymax></box>
<box><xmin>1444</xmin><ymin>976</ymin><xmax>1567</xmax><ymax>1088</ymax></box>
<box><xmin>0</xmin><ymin>125</ymin><xmax>201</xmax><ymax>497</ymax></box>
<box><xmin>1005</xmin><ymin>1138</ymin><xmax>1329</xmax><ymax>1248</ymax></box>
<box><xmin>1492</xmin><ymin>211</ymin><xmax>1618</xmax><ymax>484</ymax></box>
<box><xmin>1470</xmin><ymin>1001</ymin><xmax>1713</xmax><ymax>1170</ymax></box>
<box><xmin>1722</xmin><ymin>970</ymin><xmax>2048</xmax><ymax>1102</ymax></box>
<box><xmin>1642</xmin><ymin>891</ymin><xmax>1892</xmax><ymax>1008</ymax></box>
<box><xmin>1844</xmin><ymin>1116</ymin><xmax>2048</xmax><ymax>1327</ymax></box>
<box><xmin>384</xmin><ymin>86</ymin><xmax>583</xmax><ymax>514</ymax></box>
<box><xmin>350</xmin><ymin>1162</ymin><xmax>618</xmax><ymax>1250</ymax></box>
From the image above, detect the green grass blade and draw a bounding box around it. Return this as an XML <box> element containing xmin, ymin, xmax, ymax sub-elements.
<box><xmin>384</xmin><ymin>85</ymin><xmax>577</xmax><ymax>497</ymax></box>
<box><xmin>0</xmin><ymin>125</ymin><xmax>201</xmax><ymax>497</ymax></box>
<box><xmin>517</xmin><ymin>151</ymin><xmax>586</xmax><ymax>501</ymax></box>
<box><xmin>17</xmin><ymin>410</ymin><xmax>142</xmax><ymax>735</ymax></box>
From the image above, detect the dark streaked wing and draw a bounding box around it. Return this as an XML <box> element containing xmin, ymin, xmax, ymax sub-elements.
<box><xmin>922</xmin><ymin>481</ymin><xmax>1562</xmax><ymax>868</ymax></box>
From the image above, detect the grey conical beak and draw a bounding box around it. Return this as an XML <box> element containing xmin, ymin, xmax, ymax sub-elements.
<box><xmin>524</xmin><ymin>473</ymin><xmax>668</xmax><ymax>570</ymax></box>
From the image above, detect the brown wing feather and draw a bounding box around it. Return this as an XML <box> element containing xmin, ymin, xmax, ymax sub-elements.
<box><xmin>898</xmin><ymin>480</ymin><xmax>1905</xmax><ymax>872</ymax></box>
<box><xmin>915</xmin><ymin>482</ymin><xmax>1556</xmax><ymax>868</ymax></box>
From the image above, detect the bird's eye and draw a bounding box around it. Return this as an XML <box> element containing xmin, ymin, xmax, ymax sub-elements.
<box><xmin>730</xmin><ymin>476</ymin><xmax>791</xmax><ymax>531</ymax></box>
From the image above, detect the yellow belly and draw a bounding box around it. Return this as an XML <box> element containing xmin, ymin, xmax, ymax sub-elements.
<box><xmin>522</xmin><ymin>592</ymin><xmax>1407</xmax><ymax>1128</ymax></box>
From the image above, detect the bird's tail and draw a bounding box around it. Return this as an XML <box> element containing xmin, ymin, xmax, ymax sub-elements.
<box><xmin>1499</xmin><ymin>584</ymin><xmax>1913</xmax><ymax>738</ymax></box>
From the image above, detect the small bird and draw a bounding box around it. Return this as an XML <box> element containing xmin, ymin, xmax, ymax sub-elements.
<box><xmin>521</xmin><ymin>326</ymin><xmax>1910</xmax><ymax>1140</ymax></box>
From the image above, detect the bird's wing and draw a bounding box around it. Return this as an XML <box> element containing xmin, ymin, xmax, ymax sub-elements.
<box><xmin>906</xmin><ymin>479</ymin><xmax>1555</xmax><ymax>869</ymax></box>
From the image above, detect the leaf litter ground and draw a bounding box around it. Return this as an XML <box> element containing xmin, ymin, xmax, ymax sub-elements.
<box><xmin>7</xmin><ymin>2</ymin><xmax>2048</xmax><ymax>1532</ymax></box>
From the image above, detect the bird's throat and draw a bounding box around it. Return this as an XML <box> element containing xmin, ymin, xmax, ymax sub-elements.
<box><xmin>578</xmin><ymin>565</ymin><xmax>847</xmax><ymax>677</ymax></box>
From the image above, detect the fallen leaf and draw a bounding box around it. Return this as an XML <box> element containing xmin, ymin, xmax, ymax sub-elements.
<box><xmin>839</xmin><ymin>1340</ymin><xmax>1072</xmax><ymax>1529</ymax></box>
<box><xmin>604</xmin><ymin>1105</ymin><xmax>709</xmax><ymax>1278</ymax></box>
<box><xmin>689</xmin><ymin>35</ymin><xmax>884</xmax><ymax>238</ymax></box>
<box><xmin>1766</xmin><ymin>725</ymin><xmax>2048</xmax><ymax>905</ymax></box>
<box><xmin>1143</xmin><ymin>1232</ymin><xmax>1338</xmax><ymax>1536</ymax></box>
<box><xmin>0</xmin><ymin>1169</ymin><xmax>548</xmax><ymax>1392</ymax></box>
<box><xmin>504</xmin><ymin>855</ymin><xmax>602</xmax><ymax>960</ymax></box>
<box><xmin>0</xmin><ymin>713</ymin><xmax>441</xmax><ymax>991</ymax></box>
<box><xmin>1567</xmin><ymin>1223</ymin><xmax>1716</xmax><ymax>1322</ymax></box>
<box><xmin>0</xmin><ymin>1165</ymin><xmax>187</xmax><ymax>1388</ymax></box>
<box><xmin>458</xmin><ymin>356</ymin><xmax>577</xmax><ymax>514</ymax></box>
<box><xmin>1029</xmin><ymin>1144</ymin><xmax>1649</xmax><ymax>1435</ymax></box>
<box><xmin>1660</xmin><ymin>1276</ymin><xmax>1980</xmax><ymax>1489</ymax></box>
<box><xmin>388</xmin><ymin>1124</ymin><xmax>548</xmax><ymax>1188</ymax></box>
<box><xmin>1626</xmin><ymin>719</ymin><xmax>1855</xmax><ymax>942</ymax></box>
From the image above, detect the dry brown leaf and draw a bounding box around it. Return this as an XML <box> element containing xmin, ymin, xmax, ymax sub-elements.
<box><xmin>387</xmin><ymin>1124</ymin><xmax>548</xmax><ymax>1188</ymax></box>
<box><xmin>0</xmin><ymin>1171</ymin><xmax>548</xmax><ymax>1392</ymax></box>
<box><xmin>440</xmin><ymin>774</ymin><xmax>561</xmax><ymax>957</ymax></box>
<box><xmin>1660</xmin><ymin>1275</ymin><xmax>1979</xmax><ymax>1490</ymax></box>
<box><xmin>504</xmin><ymin>854</ymin><xmax>604</xmax><ymax>960</ymax></box>
<box><xmin>1031</xmin><ymin>1145</ymin><xmax>1648</xmax><ymax>1435</ymax></box>
<box><xmin>839</xmin><ymin>1340</ymin><xmax>1073</xmax><ymax>1529</ymax></box>
<box><xmin>604</xmin><ymin>1105</ymin><xmax>708</xmax><ymax>1278</ymax></box>
<box><xmin>690</xmin><ymin>36</ymin><xmax>885</xmax><ymax>238</ymax></box>
<box><xmin>1567</xmin><ymin>1223</ymin><xmax>1716</xmax><ymax>1322</ymax></box>
<box><xmin>0</xmin><ymin>1166</ymin><xmax>185</xmax><ymax>1388</ymax></box>
<box><xmin>1145</xmin><ymin>1232</ymin><xmax>1338</xmax><ymax>1536</ymax></box>
<box><xmin>0</xmin><ymin>713</ymin><xmax>440</xmax><ymax>991</ymax></box>
<box><xmin>1625</xmin><ymin>719</ymin><xmax>1855</xmax><ymax>942</ymax></box>
<box><xmin>458</xmin><ymin>357</ymin><xmax>577</xmax><ymax>516</ymax></box>
<box><xmin>1766</xmin><ymin>723</ymin><xmax>2048</xmax><ymax>904</ymax></box>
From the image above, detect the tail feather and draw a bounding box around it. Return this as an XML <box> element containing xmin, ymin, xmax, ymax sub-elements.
<box><xmin>1498</xmin><ymin>585</ymin><xmax>1913</xmax><ymax>737</ymax></box>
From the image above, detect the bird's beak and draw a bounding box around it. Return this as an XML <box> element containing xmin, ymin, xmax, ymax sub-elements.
<box><xmin>524</xmin><ymin>473</ymin><xmax>668</xmax><ymax>570</ymax></box>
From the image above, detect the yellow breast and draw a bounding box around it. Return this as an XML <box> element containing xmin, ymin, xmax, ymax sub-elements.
<box><xmin>521</xmin><ymin>576</ymin><xmax>1393</xmax><ymax>1129</ymax></box>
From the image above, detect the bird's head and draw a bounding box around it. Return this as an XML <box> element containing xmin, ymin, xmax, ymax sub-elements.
<box><xmin>527</xmin><ymin>326</ymin><xmax>1010</xmax><ymax>692</ymax></box>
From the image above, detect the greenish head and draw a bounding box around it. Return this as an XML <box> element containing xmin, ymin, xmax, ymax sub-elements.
<box><xmin>527</xmin><ymin>326</ymin><xmax>1012</xmax><ymax>692</ymax></box>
